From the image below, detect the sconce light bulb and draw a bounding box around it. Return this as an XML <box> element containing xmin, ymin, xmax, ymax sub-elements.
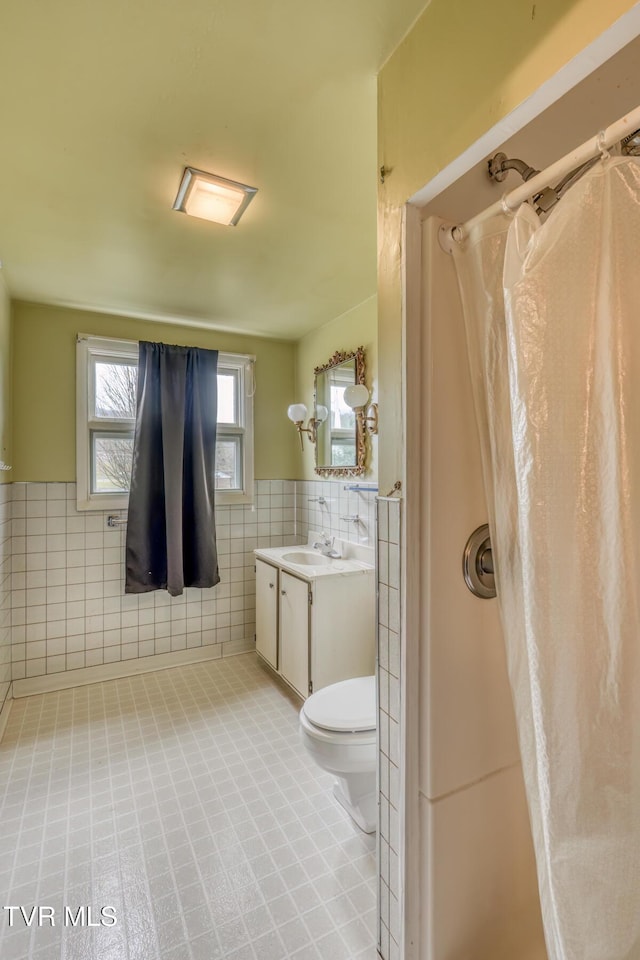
<box><xmin>343</xmin><ymin>384</ymin><xmax>370</xmax><ymax>410</ymax></box>
<box><xmin>287</xmin><ymin>403</ymin><xmax>308</xmax><ymax>423</ymax></box>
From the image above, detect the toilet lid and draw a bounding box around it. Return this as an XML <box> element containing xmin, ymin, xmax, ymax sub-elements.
<box><xmin>302</xmin><ymin>676</ymin><xmax>376</xmax><ymax>732</ymax></box>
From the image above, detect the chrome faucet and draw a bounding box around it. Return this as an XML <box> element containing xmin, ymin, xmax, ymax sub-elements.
<box><xmin>312</xmin><ymin>533</ymin><xmax>341</xmax><ymax>558</ymax></box>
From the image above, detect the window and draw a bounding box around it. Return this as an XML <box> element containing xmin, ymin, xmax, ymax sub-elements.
<box><xmin>213</xmin><ymin>355</ymin><xmax>254</xmax><ymax>498</ymax></box>
<box><xmin>76</xmin><ymin>336</ymin><xmax>254</xmax><ymax>510</ymax></box>
<box><xmin>328</xmin><ymin>368</ymin><xmax>357</xmax><ymax>467</ymax></box>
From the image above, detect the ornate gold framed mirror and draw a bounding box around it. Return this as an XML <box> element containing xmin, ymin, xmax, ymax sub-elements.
<box><xmin>313</xmin><ymin>347</ymin><xmax>366</xmax><ymax>477</ymax></box>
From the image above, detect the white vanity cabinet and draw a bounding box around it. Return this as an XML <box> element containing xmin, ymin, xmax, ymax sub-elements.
<box><xmin>254</xmin><ymin>543</ymin><xmax>375</xmax><ymax>700</ymax></box>
<box><xmin>279</xmin><ymin>570</ymin><xmax>311</xmax><ymax>698</ymax></box>
<box><xmin>255</xmin><ymin>558</ymin><xmax>279</xmax><ymax>670</ymax></box>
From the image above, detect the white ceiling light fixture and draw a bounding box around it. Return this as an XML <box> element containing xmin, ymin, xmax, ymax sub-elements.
<box><xmin>172</xmin><ymin>167</ymin><xmax>258</xmax><ymax>226</ymax></box>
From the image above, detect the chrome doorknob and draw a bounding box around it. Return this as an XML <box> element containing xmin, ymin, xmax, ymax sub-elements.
<box><xmin>462</xmin><ymin>524</ymin><xmax>496</xmax><ymax>599</ymax></box>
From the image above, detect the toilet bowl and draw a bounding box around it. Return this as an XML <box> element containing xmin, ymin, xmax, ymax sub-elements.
<box><xmin>299</xmin><ymin>676</ymin><xmax>377</xmax><ymax>834</ymax></box>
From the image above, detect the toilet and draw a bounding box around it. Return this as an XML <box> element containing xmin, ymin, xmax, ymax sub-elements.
<box><xmin>299</xmin><ymin>675</ymin><xmax>377</xmax><ymax>834</ymax></box>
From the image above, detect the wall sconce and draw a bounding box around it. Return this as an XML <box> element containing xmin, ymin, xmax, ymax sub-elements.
<box><xmin>287</xmin><ymin>403</ymin><xmax>328</xmax><ymax>451</ymax></box>
<box><xmin>343</xmin><ymin>384</ymin><xmax>379</xmax><ymax>435</ymax></box>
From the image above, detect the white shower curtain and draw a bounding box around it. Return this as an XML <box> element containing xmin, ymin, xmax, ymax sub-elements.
<box><xmin>452</xmin><ymin>155</ymin><xmax>640</xmax><ymax>960</ymax></box>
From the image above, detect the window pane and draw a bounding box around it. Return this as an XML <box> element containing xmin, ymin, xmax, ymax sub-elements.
<box><xmin>330</xmin><ymin>384</ymin><xmax>356</xmax><ymax>429</ymax></box>
<box><xmin>331</xmin><ymin>438</ymin><xmax>356</xmax><ymax>467</ymax></box>
<box><xmin>92</xmin><ymin>433</ymin><xmax>134</xmax><ymax>493</ymax></box>
<box><xmin>95</xmin><ymin>362</ymin><xmax>138</xmax><ymax>419</ymax></box>
<box><xmin>217</xmin><ymin>373</ymin><xmax>237</xmax><ymax>424</ymax></box>
<box><xmin>215</xmin><ymin>437</ymin><xmax>242</xmax><ymax>490</ymax></box>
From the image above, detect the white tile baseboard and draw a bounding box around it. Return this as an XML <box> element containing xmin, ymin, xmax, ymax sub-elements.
<box><xmin>12</xmin><ymin>640</ymin><xmax>255</xmax><ymax>698</ymax></box>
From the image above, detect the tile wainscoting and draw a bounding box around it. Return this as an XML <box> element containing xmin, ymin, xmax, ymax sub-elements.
<box><xmin>8</xmin><ymin>479</ymin><xmax>379</xmax><ymax>692</ymax></box>
<box><xmin>10</xmin><ymin>481</ymin><xmax>298</xmax><ymax>687</ymax></box>
<box><xmin>377</xmin><ymin>496</ymin><xmax>402</xmax><ymax>960</ymax></box>
<box><xmin>0</xmin><ymin>484</ymin><xmax>11</xmax><ymax>722</ymax></box>
<box><xmin>295</xmin><ymin>479</ymin><xmax>377</xmax><ymax>546</ymax></box>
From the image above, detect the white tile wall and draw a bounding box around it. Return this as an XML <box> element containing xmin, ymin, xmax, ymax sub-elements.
<box><xmin>377</xmin><ymin>496</ymin><xmax>401</xmax><ymax>960</ymax></box>
<box><xmin>295</xmin><ymin>480</ymin><xmax>377</xmax><ymax>547</ymax></box>
<box><xmin>0</xmin><ymin>484</ymin><xmax>11</xmax><ymax>713</ymax></box>
<box><xmin>10</xmin><ymin>481</ymin><xmax>297</xmax><ymax>681</ymax></box>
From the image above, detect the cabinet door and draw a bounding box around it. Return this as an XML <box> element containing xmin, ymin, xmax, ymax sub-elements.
<box><xmin>255</xmin><ymin>559</ymin><xmax>278</xmax><ymax>669</ymax></box>
<box><xmin>279</xmin><ymin>571</ymin><xmax>310</xmax><ymax>699</ymax></box>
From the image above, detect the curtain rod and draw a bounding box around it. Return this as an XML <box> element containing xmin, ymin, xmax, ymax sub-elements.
<box><xmin>76</xmin><ymin>333</ymin><xmax>255</xmax><ymax>363</ymax></box>
<box><xmin>440</xmin><ymin>103</ymin><xmax>640</xmax><ymax>253</ymax></box>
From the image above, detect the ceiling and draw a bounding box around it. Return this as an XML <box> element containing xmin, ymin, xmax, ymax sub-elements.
<box><xmin>0</xmin><ymin>0</ymin><xmax>426</xmax><ymax>340</ymax></box>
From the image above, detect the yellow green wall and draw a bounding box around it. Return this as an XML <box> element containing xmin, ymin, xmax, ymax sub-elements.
<box><xmin>0</xmin><ymin>273</ymin><xmax>11</xmax><ymax>482</ymax></box>
<box><xmin>294</xmin><ymin>295</ymin><xmax>378</xmax><ymax>482</ymax></box>
<box><xmin>377</xmin><ymin>0</ymin><xmax>638</xmax><ymax>489</ymax></box>
<box><xmin>11</xmin><ymin>301</ymin><xmax>299</xmax><ymax>482</ymax></box>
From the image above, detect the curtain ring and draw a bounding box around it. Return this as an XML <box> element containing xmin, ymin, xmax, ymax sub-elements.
<box><xmin>597</xmin><ymin>130</ymin><xmax>610</xmax><ymax>161</ymax></box>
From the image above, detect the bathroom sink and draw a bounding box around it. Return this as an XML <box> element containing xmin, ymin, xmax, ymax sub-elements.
<box><xmin>255</xmin><ymin>540</ymin><xmax>374</xmax><ymax>579</ymax></box>
<box><xmin>281</xmin><ymin>551</ymin><xmax>335</xmax><ymax>566</ymax></box>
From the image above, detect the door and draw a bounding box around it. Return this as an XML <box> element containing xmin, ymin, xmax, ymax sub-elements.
<box><xmin>255</xmin><ymin>559</ymin><xmax>278</xmax><ymax>669</ymax></box>
<box><xmin>279</xmin><ymin>570</ymin><xmax>310</xmax><ymax>698</ymax></box>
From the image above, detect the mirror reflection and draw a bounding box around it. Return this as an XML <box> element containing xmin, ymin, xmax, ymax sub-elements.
<box><xmin>314</xmin><ymin>348</ymin><xmax>365</xmax><ymax>477</ymax></box>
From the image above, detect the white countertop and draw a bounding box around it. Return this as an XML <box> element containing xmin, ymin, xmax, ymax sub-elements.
<box><xmin>254</xmin><ymin>540</ymin><xmax>374</xmax><ymax>581</ymax></box>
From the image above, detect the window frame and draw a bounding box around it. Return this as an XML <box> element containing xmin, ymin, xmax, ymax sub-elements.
<box><xmin>213</xmin><ymin>352</ymin><xmax>254</xmax><ymax>504</ymax></box>
<box><xmin>76</xmin><ymin>335</ymin><xmax>255</xmax><ymax>510</ymax></box>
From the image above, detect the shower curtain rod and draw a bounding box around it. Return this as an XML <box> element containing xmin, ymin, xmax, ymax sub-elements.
<box><xmin>440</xmin><ymin>102</ymin><xmax>640</xmax><ymax>252</ymax></box>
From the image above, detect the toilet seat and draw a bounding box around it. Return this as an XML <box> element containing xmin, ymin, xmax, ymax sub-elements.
<box><xmin>299</xmin><ymin>708</ymin><xmax>377</xmax><ymax>746</ymax></box>
<box><xmin>302</xmin><ymin>676</ymin><xmax>376</xmax><ymax>733</ymax></box>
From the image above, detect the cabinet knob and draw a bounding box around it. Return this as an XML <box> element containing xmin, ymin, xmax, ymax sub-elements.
<box><xmin>269</xmin><ymin>582</ymin><xmax>274</xmax><ymax>589</ymax></box>
<box><xmin>281</xmin><ymin>589</ymin><xmax>286</xmax><ymax>596</ymax></box>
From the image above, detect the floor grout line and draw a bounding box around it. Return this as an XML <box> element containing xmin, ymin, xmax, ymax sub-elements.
<box><xmin>0</xmin><ymin>652</ymin><xmax>377</xmax><ymax>960</ymax></box>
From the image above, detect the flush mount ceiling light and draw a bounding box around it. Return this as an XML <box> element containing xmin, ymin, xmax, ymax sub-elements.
<box><xmin>172</xmin><ymin>167</ymin><xmax>258</xmax><ymax>226</ymax></box>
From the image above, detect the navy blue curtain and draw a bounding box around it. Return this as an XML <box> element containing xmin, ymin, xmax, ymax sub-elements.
<box><xmin>125</xmin><ymin>341</ymin><xmax>220</xmax><ymax>596</ymax></box>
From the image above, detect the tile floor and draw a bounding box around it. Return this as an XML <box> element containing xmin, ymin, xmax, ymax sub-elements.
<box><xmin>0</xmin><ymin>653</ymin><xmax>377</xmax><ymax>960</ymax></box>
